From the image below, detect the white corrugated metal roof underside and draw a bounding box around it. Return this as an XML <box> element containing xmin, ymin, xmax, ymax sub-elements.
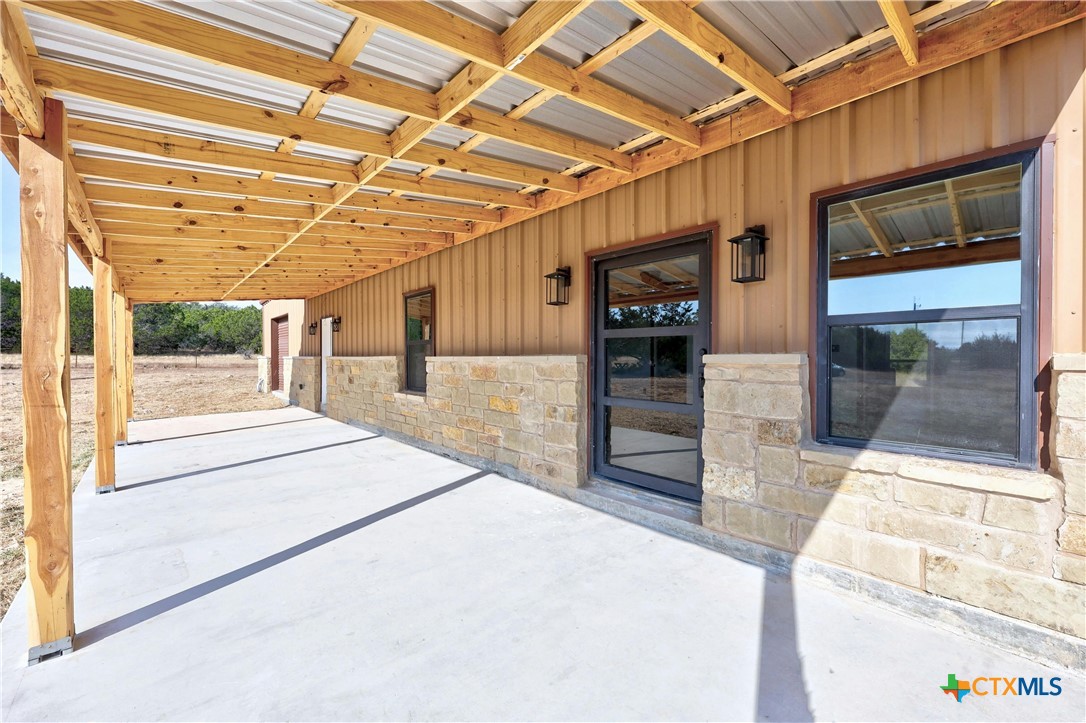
<box><xmin>2</xmin><ymin>0</ymin><xmax>1009</xmax><ymax>302</ymax></box>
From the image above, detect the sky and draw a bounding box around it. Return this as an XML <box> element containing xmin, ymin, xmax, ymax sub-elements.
<box><xmin>2</xmin><ymin>161</ymin><xmax>255</xmax><ymax>306</ymax></box>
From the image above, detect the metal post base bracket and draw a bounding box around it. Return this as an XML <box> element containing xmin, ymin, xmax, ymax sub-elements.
<box><xmin>95</xmin><ymin>485</ymin><xmax>116</xmax><ymax>495</ymax></box>
<box><xmin>28</xmin><ymin>636</ymin><xmax>73</xmax><ymax>666</ymax></box>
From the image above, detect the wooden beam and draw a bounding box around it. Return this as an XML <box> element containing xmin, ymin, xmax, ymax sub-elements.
<box><xmin>878</xmin><ymin>0</ymin><xmax>920</xmax><ymax>66</ymax></box>
<box><xmin>91</xmin><ymin>203</ymin><xmax>470</xmax><ymax>234</ymax></box>
<box><xmin>622</xmin><ymin>0</ymin><xmax>791</xmax><ymax>114</ymax></box>
<box><xmin>944</xmin><ymin>179</ymin><xmax>966</xmax><ymax>247</ymax></box>
<box><xmin>21</xmin><ymin>0</ymin><xmax>438</xmax><ymax>119</ymax></box>
<box><xmin>26</xmin><ymin>0</ymin><xmax>629</xmax><ymax>174</ymax></box>
<box><xmin>579</xmin><ymin>20</ymin><xmax>658</xmax><ymax>75</ymax></box>
<box><xmin>92</xmin><ymin>254</ymin><xmax>116</xmax><ymax>494</ymax></box>
<box><xmin>73</xmin><ymin>156</ymin><xmax>337</xmax><ymax>204</ymax></box>
<box><xmin>452</xmin><ymin>0</ymin><xmax>1085</xmax><ymax>253</ymax></box>
<box><xmin>112</xmin><ymin>290</ymin><xmax>128</xmax><ymax>443</ymax></box>
<box><xmin>330</xmin><ymin>0</ymin><xmax>701</xmax><ymax>147</ymax></box>
<box><xmin>86</xmin><ymin>185</ymin><xmax>498</xmax><ymax>223</ymax></box>
<box><xmin>124</xmin><ymin>299</ymin><xmax>133</xmax><ymax>424</ymax></box>
<box><xmin>19</xmin><ymin>96</ymin><xmax>74</xmax><ymax>663</ymax></box>
<box><xmin>1</xmin><ymin>1</ymin><xmax>44</xmax><ymax>136</ymax></box>
<box><xmin>63</xmin><ymin>157</ymin><xmax>105</xmax><ymax>257</ymax></box>
<box><xmin>830</xmin><ymin>238</ymin><xmax>1019</xmax><ymax>279</ymax></box>
<box><xmin>69</xmin><ymin>124</ymin><xmax>534</xmax><ymax>208</ymax></box>
<box><xmin>849</xmin><ymin>200</ymin><xmax>894</xmax><ymax>257</ymax></box>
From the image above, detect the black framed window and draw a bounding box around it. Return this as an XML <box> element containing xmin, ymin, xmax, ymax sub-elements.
<box><xmin>816</xmin><ymin>150</ymin><xmax>1038</xmax><ymax>467</ymax></box>
<box><xmin>404</xmin><ymin>289</ymin><xmax>433</xmax><ymax>393</ymax></box>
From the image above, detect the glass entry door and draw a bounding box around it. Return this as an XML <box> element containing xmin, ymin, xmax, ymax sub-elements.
<box><xmin>593</xmin><ymin>236</ymin><xmax>710</xmax><ymax>501</ymax></box>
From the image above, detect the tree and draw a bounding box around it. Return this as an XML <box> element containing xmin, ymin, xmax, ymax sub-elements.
<box><xmin>0</xmin><ymin>275</ymin><xmax>21</xmax><ymax>353</ymax></box>
<box><xmin>69</xmin><ymin>286</ymin><xmax>94</xmax><ymax>359</ymax></box>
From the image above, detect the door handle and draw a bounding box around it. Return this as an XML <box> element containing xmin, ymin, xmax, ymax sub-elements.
<box><xmin>698</xmin><ymin>347</ymin><xmax>707</xmax><ymax>399</ymax></box>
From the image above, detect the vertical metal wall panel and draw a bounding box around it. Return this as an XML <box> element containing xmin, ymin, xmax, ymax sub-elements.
<box><xmin>301</xmin><ymin>28</ymin><xmax>1085</xmax><ymax>358</ymax></box>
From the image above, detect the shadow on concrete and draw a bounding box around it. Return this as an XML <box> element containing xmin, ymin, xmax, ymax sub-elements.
<box><xmin>120</xmin><ymin>437</ymin><xmax>380</xmax><ymax>491</ymax></box>
<box><xmin>756</xmin><ymin>570</ymin><xmax>814</xmax><ymax>721</ymax></box>
<box><xmin>126</xmin><ymin>416</ymin><xmax>321</xmax><ymax>446</ymax></box>
<box><xmin>79</xmin><ymin>470</ymin><xmax>490</xmax><ymax>648</ymax></box>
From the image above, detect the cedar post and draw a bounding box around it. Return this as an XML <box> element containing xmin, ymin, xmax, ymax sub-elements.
<box><xmin>19</xmin><ymin>97</ymin><xmax>75</xmax><ymax>664</ymax></box>
<box><xmin>112</xmin><ymin>290</ymin><xmax>128</xmax><ymax>443</ymax></box>
<box><xmin>93</xmin><ymin>255</ymin><xmax>116</xmax><ymax>493</ymax></box>
<box><xmin>125</xmin><ymin>299</ymin><xmax>134</xmax><ymax>422</ymax></box>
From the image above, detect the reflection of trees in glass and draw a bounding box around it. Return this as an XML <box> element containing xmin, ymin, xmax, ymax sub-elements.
<box><xmin>950</xmin><ymin>332</ymin><xmax>1018</xmax><ymax>370</ymax></box>
<box><xmin>890</xmin><ymin>327</ymin><xmax>930</xmax><ymax>362</ymax></box>
<box><xmin>831</xmin><ymin>326</ymin><xmax>892</xmax><ymax>371</ymax></box>
<box><xmin>607</xmin><ymin>301</ymin><xmax>697</xmax><ymax>328</ymax></box>
<box><xmin>407</xmin><ymin>317</ymin><xmax>423</xmax><ymax>341</ymax></box>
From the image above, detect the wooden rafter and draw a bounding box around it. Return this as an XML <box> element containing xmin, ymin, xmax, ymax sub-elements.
<box><xmin>83</xmin><ymin>184</ymin><xmax>502</xmax><ymax>224</ymax></box>
<box><xmin>425</xmin><ymin>0</ymin><xmax>1084</xmax><ymax>290</ymax></box>
<box><xmin>1</xmin><ymin>2</ymin><xmax>43</xmax><ymax>136</ymax></box>
<box><xmin>849</xmin><ymin>201</ymin><xmax>894</xmax><ymax>257</ymax></box>
<box><xmin>261</xmin><ymin>16</ymin><xmax>377</xmax><ymax>182</ymax></box>
<box><xmin>22</xmin><ymin>0</ymin><xmax>631</xmax><ymax>173</ymax></box>
<box><xmin>34</xmin><ymin>58</ymin><xmax>582</xmax><ymax>193</ymax></box>
<box><xmin>944</xmin><ymin>179</ymin><xmax>966</xmax><ymax>247</ymax></box>
<box><xmin>1</xmin><ymin>8</ymin><xmax>105</xmax><ymax>257</ymax></box>
<box><xmin>622</xmin><ymin>1</ymin><xmax>791</xmax><ymax>114</ymax></box>
<box><xmin>327</xmin><ymin>0</ymin><xmax>701</xmax><ymax>147</ymax></box>
<box><xmin>878</xmin><ymin>0</ymin><xmax>920</xmax><ymax>66</ymax></box>
<box><xmin>561</xmin><ymin>0</ymin><xmax>969</xmax><ymax>181</ymax></box>
<box><xmin>449</xmin><ymin>15</ymin><xmax>664</xmax><ymax>199</ymax></box>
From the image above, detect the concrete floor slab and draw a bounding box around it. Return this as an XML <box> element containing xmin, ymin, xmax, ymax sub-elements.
<box><xmin>2</xmin><ymin>408</ymin><xmax>1083</xmax><ymax>721</ymax></box>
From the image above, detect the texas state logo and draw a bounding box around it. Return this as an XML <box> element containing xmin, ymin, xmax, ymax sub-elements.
<box><xmin>941</xmin><ymin>673</ymin><xmax>1063</xmax><ymax>702</ymax></box>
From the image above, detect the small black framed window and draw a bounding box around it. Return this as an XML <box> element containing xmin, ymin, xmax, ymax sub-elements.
<box><xmin>815</xmin><ymin>150</ymin><xmax>1038</xmax><ymax>467</ymax></box>
<box><xmin>404</xmin><ymin>288</ymin><xmax>433</xmax><ymax>393</ymax></box>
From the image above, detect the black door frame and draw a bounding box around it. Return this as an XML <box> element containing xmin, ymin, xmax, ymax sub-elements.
<box><xmin>589</xmin><ymin>229</ymin><xmax>714</xmax><ymax>502</ymax></box>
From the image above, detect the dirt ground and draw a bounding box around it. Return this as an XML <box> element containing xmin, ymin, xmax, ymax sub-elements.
<box><xmin>0</xmin><ymin>354</ymin><xmax>286</xmax><ymax>617</ymax></box>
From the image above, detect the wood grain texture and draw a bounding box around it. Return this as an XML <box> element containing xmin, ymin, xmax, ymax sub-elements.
<box><xmin>1</xmin><ymin>2</ymin><xmax>44</xmax><ymax>136</ymax></box>
<box><xmin>878</xmin><ymin>0</ymin><xmax>920</xmax><ymax>66</ymax></box>
<box><xmin>623</xmin><ymin>0</ymin><xmax>791</xmax><ymax>113</ymax></box>
<box><xmin>92</xmin><ymin>254</ymin><xmax>116</xmax><ymax>491</ymax></box>
<box><xmin>301</xmin><ymin>23</ymin><xmax>1085</xmax><ymax>357</ymax></box>
<box><xmin>124</xmin><ymin>299</ymin><xmax>134</xmax><ymax>421</ymax></box>
<box><xmin>19</xmin><ymin>97</ymin><xmax>73</xmax><ymax>650</ymax></box>
<box><xmin>112</xmin><ymin>290</ymin><xmax>128</xmax><ymax>442</ymax></box>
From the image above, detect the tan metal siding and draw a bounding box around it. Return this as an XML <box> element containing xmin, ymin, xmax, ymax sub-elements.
<box><xmin>302</xmin><ymin>25</ymin><xmax>1086</xmax><ymax>358</ymax></box>
<box><xmin>261</xmin><ymin>299</ymin><xmax>305</xmax><ymax>357</ymax></box>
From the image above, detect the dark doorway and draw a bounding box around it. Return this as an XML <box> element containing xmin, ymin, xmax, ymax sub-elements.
<box><xmin>592</xmin><ymin>232</ymin><xmax>712</xmax><ymax>501</ymax></box>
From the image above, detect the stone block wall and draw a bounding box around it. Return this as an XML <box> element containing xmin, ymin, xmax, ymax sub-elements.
<box><xmin>324</xmin><ymin>355</ymin><xmax>587</xmax><ymax>488</ymax></box>
<box><xmin>285</xmin><ymin>356</ymin><xmax>319</xmax><ymax>412</ymax></box>
<box><xmin>1053</xmin><ymin>354</ymin><xmax>1086</xmax><ymax>587</ymax></box>
<box><xmin>256</xmin><ymin>356</ymin><xmax>270</xmax><ymax>393</ymax></box>
<box><xmin>700</xmin><ymin>353</ymin><xmax>1085</xmax><ymax>639</ymax></box>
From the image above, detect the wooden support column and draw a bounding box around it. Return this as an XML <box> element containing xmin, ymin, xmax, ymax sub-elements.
<box><xmin>112</xmin><ymin>290</ymin><xmax>128</xmax><ymax>443</ymax></box>
<box><xmin>125</xmin><ymin>299</ymin><xmax>134</xmax><ymax>422</ymax></box>
<box><xmin>19</xmin><ymin>97</ymin><xmax>75</xmax><ymax>664</ymax></box>
<box><xmin>93</xmin><ymin>255</ymin><xmax>116</xmax><ymax>494</ymax></box>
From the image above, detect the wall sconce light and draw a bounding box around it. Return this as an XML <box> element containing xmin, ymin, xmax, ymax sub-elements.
<box><xmin>332</xmin><ymin>316</ymin><xmax>342</xmax><ymax>333</ymax></box>
<box><xmin>307</xmin><ymin>322</ymin><xmax>317</xmax><ymax>336</ymax></box>
<box><xmin>727</xmin><ymin>225</ymin><xmax>768</xmax><ymax>283</ymax></box>
<box><xmin>545</xmin><ymin>266</ymin><xmax>571</xmax><ymax>306</ymax></box>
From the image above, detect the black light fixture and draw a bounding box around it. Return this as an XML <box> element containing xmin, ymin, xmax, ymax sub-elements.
<box><xmin>332</xmin><ymin>316</ymin><xmax>342</xmax><ymax>333</ymax></box>
<box><xmin>727</xmin><ymin>225</ymin><xmax>768</xmax><ymax>283</ymax></box>
<box><xmin>545</xmin><ymin>266</ymin><xmax>572</xmax><ymax>306</ymax></box>
<box><xmin>307</xmin><ymin>322</ymin><xmax>317</xmax><ymax>336</ymax></box>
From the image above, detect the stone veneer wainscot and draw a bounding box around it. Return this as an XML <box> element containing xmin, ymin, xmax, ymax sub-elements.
<box><xmin>323</xmin><ymin>356</ymin><xmax>587</xmax><ymax>489</ymax></box>
<box><xmin>699</xmin><ymin>353</ymin><xmax>1085</xmax><ymax>639</ymax></box>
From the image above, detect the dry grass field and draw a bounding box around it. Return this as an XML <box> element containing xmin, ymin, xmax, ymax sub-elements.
<box><xmin>0</xmin><ymin>354</ymin><xmax>286</xmax><ymax>617</ymax></box>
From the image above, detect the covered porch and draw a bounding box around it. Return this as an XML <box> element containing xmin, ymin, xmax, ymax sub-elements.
<box><xmin>2</xmin><ymin>408</ymin><xmax>1082</xmax><ymax>721</ymax></box>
